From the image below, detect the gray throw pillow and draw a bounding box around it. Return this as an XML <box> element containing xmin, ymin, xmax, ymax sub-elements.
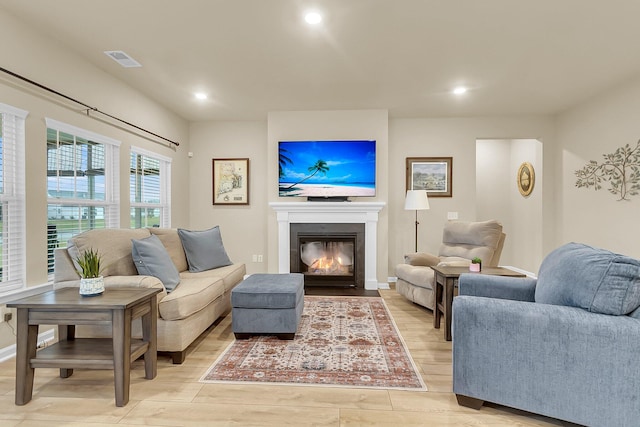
<box><xmin>535</xmin><ymin>242</ymin><xmax>640</xmax><ymax>315</ymax></box>
<box><xmin>131</xmin><ymin>234</ymin><xmax>181</xmax><ymax>292</ymax></box>
<box><xmin>178</xmin><ymin>226</ymin><xmax>233</xmax><ymax>272</ymax></box>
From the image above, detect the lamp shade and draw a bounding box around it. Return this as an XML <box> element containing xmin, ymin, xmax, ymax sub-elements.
<box><xmin>404</xmin><ymin>190</ymin><xmax>430</xmax><ymax>210</ymax></box>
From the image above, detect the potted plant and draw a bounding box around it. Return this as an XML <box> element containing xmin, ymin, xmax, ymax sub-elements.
<box><xmin>469</xmin><ymin>257</ymin><xmax>482</xmax><ymax>272</ymax></box>
<box><xmin>75</xmin><ymin>248</ymin><xmax>105</xmax><ymax>296</ymax></box>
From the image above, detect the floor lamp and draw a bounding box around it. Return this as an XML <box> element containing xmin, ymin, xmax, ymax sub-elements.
<box><xmin>404</xmin><ymin>190</ymin><xmax>430</xmax><ymax>252</ymax></box>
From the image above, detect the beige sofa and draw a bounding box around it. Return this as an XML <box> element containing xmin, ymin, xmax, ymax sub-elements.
<box><xmin>395</xmin><ymin>220</ymin><xmax>505</xmax><ymax>311</ymax></box>
<box><xmin>54</xmin><ymin>227</ymin><xmax>246</xmax><ymax>364</ymax></box>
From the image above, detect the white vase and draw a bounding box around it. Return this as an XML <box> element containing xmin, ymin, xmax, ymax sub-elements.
<box><xmin>469</xmin><ymin>263</ymin><xmax>481</xmax><ymax>272</ymax></box>
<box><xmin>79</xmin><ymin>276</ymin><xmax>105</xmax><ymax>296</ymax></box>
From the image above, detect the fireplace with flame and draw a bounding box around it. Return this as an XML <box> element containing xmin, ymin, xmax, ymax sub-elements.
<box><xmin>290</xmin><ymin>223</ymin><xmax>365</xmax><ymax>288</ymax></box>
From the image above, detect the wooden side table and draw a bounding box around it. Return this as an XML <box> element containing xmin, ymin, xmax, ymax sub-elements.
<box><xmin>432</xmin><ymin>266</ymin><xmax>525</xmax><ymax>341</ymax></box>
<box><xmin>7</xmin><ymin>287</ymin><xmax>161</xmax><ymax>407</ymax></box>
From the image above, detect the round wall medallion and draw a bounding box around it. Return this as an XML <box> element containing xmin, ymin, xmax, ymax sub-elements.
<box><xmin>517</xmin><ymin>162</ymin><xmax>535</xmax><ymax>197</ymax></box>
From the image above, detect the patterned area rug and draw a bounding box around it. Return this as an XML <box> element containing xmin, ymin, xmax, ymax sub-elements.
<box><xmin>200</xmin><ymin>296</ymin><xmax>426</xmax><ymax>390</ymax></box>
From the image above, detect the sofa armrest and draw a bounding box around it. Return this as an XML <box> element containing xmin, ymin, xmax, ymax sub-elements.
<box><xmin>403</xmin><ymin>252</ymin><xmax>440</xmax><ymax>266</ymax></box>
<box><xmin>106</xmin><ymin>276</ymin><xmax>168</xmax><ymax>303</ymax></box>
<box><xmin>54</xmin><ymin>248</ymin><xmax>80</xmax><ymax>283</ymax></box>
<box><xmin>458</xmin><ymin>273</ymin><xmax>536</xmax><ymax>302</ymax></box>
<box><xmin>437</xmin><ymin>256</ymin><xmax>472</xmax><ymax>267</ymax></box>
<box><xmin>452</xmin><ymin>296</ymin><xmax>640</xmax><ymax>426</ymax></box>
<box><xmin>104</xmin><ymin>275</ymin><xmax>165</xmax><ymax>290</ymax></box>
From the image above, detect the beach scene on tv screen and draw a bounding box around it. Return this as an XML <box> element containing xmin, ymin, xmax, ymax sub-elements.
<box><xmin>279</xmin><ymin>140</ymin><xmax>376</xmax><ymax>197</ymax></box>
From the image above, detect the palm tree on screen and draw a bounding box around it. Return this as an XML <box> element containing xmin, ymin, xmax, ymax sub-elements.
<box><xmin>279</xmin><ymin>147</ymin><xmax>293</xmax><ymax>178</ymax></box>
<box><xmin>285</xmin><ymin>159</ymin><xmax>330</xmax><ymax>189</ymax></box>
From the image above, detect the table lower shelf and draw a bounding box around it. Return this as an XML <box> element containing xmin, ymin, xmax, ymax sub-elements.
<box><xmin>31</xmin><ymin>338</ymin><xmax>148</xmax><ymax>370</ymax></box>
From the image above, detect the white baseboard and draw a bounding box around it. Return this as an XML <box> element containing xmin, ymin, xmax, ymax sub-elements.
<box><xmin>377</xmin><ymin>282</ymin><xmax>390</xmax><ymax>290</ymax></box>
<box><xmin>387</xmin><ymin>276</ymin><xmax>397</xmax><ymax>283</ymax></box>
<box><xmin>0</xmin><ymin>329</ymin><xmax>55</xmax><ymax>363</ymax></box>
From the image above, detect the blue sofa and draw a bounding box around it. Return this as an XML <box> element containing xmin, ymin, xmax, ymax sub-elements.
<box><xmin>452</xmin><ymin>242</ymin><xmax>640</xmax><ymax>427</ymax></box>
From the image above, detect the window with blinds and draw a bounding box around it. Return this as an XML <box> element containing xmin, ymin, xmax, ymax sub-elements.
<box><xmin>0</xmin><ymin>103</ymin><xmax>28</xmax><ymax>294</ymax></box>
<box><xmin>46</xmin><ymin>119</ymin><xmax>120</xmax><ymax>276</ymax></box>
<box><xmin>130</xmin><ymin>147</ymin><xmax>171</xmax><ymax>229</ymax></box>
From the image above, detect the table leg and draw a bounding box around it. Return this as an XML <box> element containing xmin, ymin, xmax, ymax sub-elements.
<box><xmin>58</xmin><ymin>325</ymin><xmax>75</xmax><ymax>378</ymax></box>
<box><xmin>444</xmin><ymin>278</ymin><xmax>456</xmax><ymax>341</ymax></box>
<box><xmin>15</xmin><ymin>308</ymin><xmax>38</xmax><ymax>405</ymax></box>
<box><xmin>112</xmin><ymin>308</ymin><xmax>132</xmax><ymax>407</ymax></box>
<box><xmin>433</xmin><ymin>274</ymin><xmax>442</xmax><ymax>329</ymax></box>
<box><xmin>141</xmin><ymin>295</ymin><xmax>158</xmax><ymax>380</ymax></box>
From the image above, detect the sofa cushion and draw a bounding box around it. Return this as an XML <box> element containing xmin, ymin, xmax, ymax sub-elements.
<box><xmin>394</xmin><ymin>264</ymin><xmax>435</xmax><ymax>290</ymax></box>
<box><xmin>629</xmin><ymin>306</ymin><xmax>640</xmax><ymax>320</ymax></box>
<box><xmin>535</xmin><ymin>242</ymin><xmax>640</xmax><ymax>315</ymax></box>
<box><xmin>148</xmin><ymin>228</ymin><xmax>188</xmax><ymax>272</ymax></box>
<box><xmin>68</xmin><ymin>228</ymin><xmax>151</xmax><ymax>277</ymax></box>
<box><xmin>131</xmin><ymin>234</ymin><xmax>181</xmax><ymax>292</ymax></box>
<box><xmin>158</xmin><ymin>276</ymin><xmax>225</xmax><ymax>321</ymax></box>
<box><xmin>180</xmin><ymin>262</ymin><xmax>246</xmax><ymax>293</ymax></box>
<box><xmin>178</xmin><ymin>226</ymin><xmax>233</xmax><ymax>272</ymax></box>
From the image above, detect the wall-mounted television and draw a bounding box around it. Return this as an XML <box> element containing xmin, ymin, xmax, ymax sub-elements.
<box><xmin>279</xmin><ymin>140</ymin><xmax>376</xmax><ymax>198</ymax></box>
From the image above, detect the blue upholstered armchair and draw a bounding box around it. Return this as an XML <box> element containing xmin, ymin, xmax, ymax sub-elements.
<box><xmin>452</xmin><ymin>242</ymin><xmax>640</xmax><ymax>427</ymax></box>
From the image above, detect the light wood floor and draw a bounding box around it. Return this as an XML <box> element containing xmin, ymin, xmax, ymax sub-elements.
<box><xmin>0</xmin><ymin>287</ymin><xmax>570</xmax><ymax>426</ymax></box>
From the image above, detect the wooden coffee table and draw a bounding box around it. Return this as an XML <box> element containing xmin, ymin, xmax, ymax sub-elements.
<box><xmin>432</xmin><ymin>266</ymin><xmax>526</xmax><ymax>341</ymax></box>
<box><xmin>7</xmin><ymin>287</ymin><xmax>161</xmax><ymax>407</ymax></box>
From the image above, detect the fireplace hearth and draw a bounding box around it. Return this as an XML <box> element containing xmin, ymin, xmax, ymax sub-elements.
<box><xmin>290</xmin><ymin>223</ymin><xmax>365</xmax><ymax>288</ymax></box>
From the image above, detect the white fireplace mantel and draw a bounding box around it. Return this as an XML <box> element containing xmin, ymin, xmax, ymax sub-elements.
<box><xmin>269</xmin><ymin>202</ymin><xmax>385</xmax><ymax>290</ymax></box>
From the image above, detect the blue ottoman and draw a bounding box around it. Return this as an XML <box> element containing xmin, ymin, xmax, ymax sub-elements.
<box><xmin>231</xmin><ymin>273</ymin><xmax>304</xmax><ymax>340</ymax></box>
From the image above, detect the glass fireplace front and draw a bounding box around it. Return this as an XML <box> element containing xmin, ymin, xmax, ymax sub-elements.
<box><xmin>289</xmin><ymin>223</ymin><xmax>365</xmax><ymax>288</ymax></box>
<box><xmin>300</xmin><ymin>239</ymin><xmax>354</xmax><ymax>276</ymax></box>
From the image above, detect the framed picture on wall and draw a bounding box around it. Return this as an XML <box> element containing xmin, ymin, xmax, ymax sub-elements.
<box><xmin>517</xmin><ymin>161</ymin><xmax>535</xmax><ymax>197</ymax></box>
<box><xmin>212</xmin><ymin>158</ymin><xmax>250</xmax><ymax>205</ymax></box>
<box><xmin>406</xmin><ymin>157</ymin><xmax>453</xmax><ymax>197</ymax></box>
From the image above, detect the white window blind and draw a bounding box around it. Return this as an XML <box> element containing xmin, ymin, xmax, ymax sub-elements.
<box><xmin>46</xmin><ymin>119</ymin><xmax>120</xmax><ymax>276</ymax></box>
<box><xmin>0</xmin><ymin>102</ymin><xmax>28</xmax><ymax>294</ymax></box>
<box><xmin>130</xmin><ymin>146</ymin><xmax>171</xmax><ymax>229</ymax></box>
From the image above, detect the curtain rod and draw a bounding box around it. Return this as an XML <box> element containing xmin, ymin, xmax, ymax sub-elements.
<box><xmin>0</xmin><ymin>66</ymin><xmax>180</xmax><ymax>147</ymax></box>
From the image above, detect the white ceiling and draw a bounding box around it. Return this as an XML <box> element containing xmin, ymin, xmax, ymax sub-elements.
<box><xmin>3</xmin><ymin>0</ymin><xmax>640</xmax><ymax>122</ymax></box>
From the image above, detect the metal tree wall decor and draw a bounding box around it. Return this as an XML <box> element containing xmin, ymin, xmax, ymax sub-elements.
<box><xmin>575</xmin><ymin>140</ymin><xmax>640</xmax><ymax>201</ymax></box>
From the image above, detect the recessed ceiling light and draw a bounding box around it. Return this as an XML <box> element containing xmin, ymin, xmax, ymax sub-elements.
<box><xmin>194</xmin><ymin>93</ymin><xmax>207</xmax><ymax>100</ymax></box>
<box><xmin>453</xmin><ymin>86</ymin><xmax>468</xmax><ymax>95</ymax></box>
<box><xmin>305</xmin><ymin>11</ymin><xmax>322</xmax><ymax>25</ymax></box>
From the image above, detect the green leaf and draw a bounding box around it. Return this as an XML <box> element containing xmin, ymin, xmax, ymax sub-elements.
<box><xmin>75</xmin><ymin>248</ymin><xmax>102</xmax><ymax>279</ymax></box>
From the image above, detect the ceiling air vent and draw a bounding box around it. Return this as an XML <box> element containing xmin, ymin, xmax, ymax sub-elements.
<box><xmin>104</xmin><ymin>50</ymin><xmax>142</xmax><ymax>68</ymax></box>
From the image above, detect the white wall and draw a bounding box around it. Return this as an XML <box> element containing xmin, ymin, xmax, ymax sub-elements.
<box><xmin>556</xmin><ymin>75</ymin><xmax>640</xmax><ymax>258</ymax></box>
<box><xmin>189</xmin><ymin>113</ymin><xmax>558</xmax><ymax>283</ymax></box>
<box><xmin>188</xmin><ymin>120</ymin><xmax>268</xmax><ymax>274</ymax></box>
<box><xmin>476</xmin><ymin>139</ymin><xmax>512</xmax><ymax>257</ymax></box>
<box><xmin>191</xmin><ymin>114</ymin><xmax>557</xmax><ymax>282</ymax></box>
<box><xmin>510</xmin><ymin>139</ymin><xmax>544</xmax><ymax>271</ymax></box>
<box><xmin>477</xmin><ymin>139</ymin><xmax>543</xmax><ymax>272</ymax></box>
<box><xmin>388</xmin><ymin>117</ymin><xmax>556</xmax><ymax>274</ymax></box>
<box><xmin>189</xmin><ymin>111</ymin><xmax>390</xmax><ymax>281</ymax></box>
